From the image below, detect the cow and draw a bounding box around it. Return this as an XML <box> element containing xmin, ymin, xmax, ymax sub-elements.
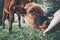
<box><xmin>43</xmin><ymin>9</ymin><xmax>60</xmax><ymax>36</ymax></box>
<box><xmin>2</xmin><ymin>0</ymin><xmax>31</xmax><ymax>33</ymax></box>
<box><xmin>24</xmin><ymin>3</ymin><xmax>50</xmax><ymax>30</ymax></box>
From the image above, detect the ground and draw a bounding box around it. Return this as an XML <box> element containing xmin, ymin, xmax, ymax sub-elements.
<box><xmin>0</xmin><ymin>22</ymin><xmax>60</xmax><ymax>40</ymax></box>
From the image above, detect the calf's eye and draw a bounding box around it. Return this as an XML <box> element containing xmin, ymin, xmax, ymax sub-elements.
<box><xmin>29</xmin><ymin>10</ymin><xmax>35</xmax><ymax>15</ymax></box>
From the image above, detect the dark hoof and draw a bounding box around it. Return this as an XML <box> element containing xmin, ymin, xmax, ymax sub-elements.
<box><xmin>2</xmin><ymin>27</ymin><xmax>5</xmax><ymax>29</ymax></box>
<box><xmin>7</xmin><ymin>31</ymin><xmax>12</xmax><ymax>34</ymax></box>
<box><xmin>19</xmin><ymin>26</ymin><xmax>21</xmax><ymax>29</ymax></box>
<box><xmin>19</xmin><ymin>27</ymin><xmax>21</xmax><ymax>28</ymax></box>
<box><xmin>8</xmin><ymin>30</ymin><xmax>12</xmax><ymax>34</ymax></box>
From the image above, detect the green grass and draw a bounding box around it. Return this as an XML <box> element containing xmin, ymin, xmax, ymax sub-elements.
<box><xmin>0</xmin><ymin>23</ymin><xmax>60</xmax><ymax>40</ymax></box>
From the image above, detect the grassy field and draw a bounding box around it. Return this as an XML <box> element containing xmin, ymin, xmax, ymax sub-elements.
<box><xmin>0</xmin><ymin>23</ymin><xmax>60</xmax><ymax>40</ymax></box>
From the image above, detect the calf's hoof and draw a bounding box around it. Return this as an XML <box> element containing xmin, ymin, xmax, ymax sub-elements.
<box><xmin>19</xmin><ymin>26</ymin><xmax>21</xmax><ymax>29</ymax></box>
<box><xmin>2</xmin><ymin>27</ymin><xmax>5</xmax><ymax>29</ymax></box>
<box><xmin>8</xmin><ymin>30</ymin><xmax>12</xmax><ymax>34</ymax></box>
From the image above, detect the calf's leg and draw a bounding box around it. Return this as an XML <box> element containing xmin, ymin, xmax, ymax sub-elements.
<box><xmin>2</xmin><ymin>10</ymin><xmax>6</xmax><ymax>29</ymax></box>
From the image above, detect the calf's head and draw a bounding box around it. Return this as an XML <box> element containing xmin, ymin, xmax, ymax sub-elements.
<box><xmin>25</xmin><ymin>3</ymin><xmax>48</xmax><ymax>30</ymax></box>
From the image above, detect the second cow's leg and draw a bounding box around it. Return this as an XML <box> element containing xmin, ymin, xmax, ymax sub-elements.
<box><xmin>8</xmin><ymin>11</ymin><xmax>14</xmax><ymax>33</ymax></box>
